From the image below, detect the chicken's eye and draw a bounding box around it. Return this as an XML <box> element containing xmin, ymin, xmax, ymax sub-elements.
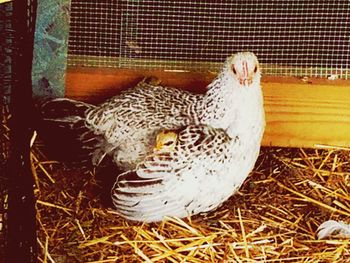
<box><xmin>232</xmin><ymin>65</ymin><xmax>237</xmax><ymax>75</ymax></box>
<box><xmin>254</xmin><ymin>66</ymin><xmax>257</xmax><ymax>73</ymax></box>
<box><xmin>163</xmin><ymin>141</ymin><xmax>174</xmax><ymax>146</ymax></box>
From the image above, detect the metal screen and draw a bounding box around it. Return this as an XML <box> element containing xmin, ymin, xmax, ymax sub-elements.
<box><xmin>68</xmin><ymin>0</ymin><xmax>350</xmax><ymax>78</ymax></box>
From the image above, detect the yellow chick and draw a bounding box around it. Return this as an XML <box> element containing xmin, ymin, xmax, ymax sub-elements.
<box><xmin>154</xmin><ymin>130</ymin><xmax>178</xmax><ymax>152</ymax></box>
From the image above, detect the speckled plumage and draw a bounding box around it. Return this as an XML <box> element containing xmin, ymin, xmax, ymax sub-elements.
<box><xmin>85</xmin><ymin>83</ymin><xmax>203</xmax><ymax>170</ymax></box>
<box><xmin>39</xmin><ymin>52</ymin><xmax>265</xmax><ymax>222</ymax></box>
<box><xmin>112</xmin><ymin>124</ymin><xmax>241</xmax><ymax>222</ymax></box>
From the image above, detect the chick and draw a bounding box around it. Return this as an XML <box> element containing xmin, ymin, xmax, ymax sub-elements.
<box><xmin>154</xmin><ymin>130</ymin><xmax>178</xmax><ymax>152</ymax></box>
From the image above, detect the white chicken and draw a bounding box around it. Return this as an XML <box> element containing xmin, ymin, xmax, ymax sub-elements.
<box><xmin>39</xmin><ymin>52</ymin><xmax>265</xmax><ymax>222</ymax></box>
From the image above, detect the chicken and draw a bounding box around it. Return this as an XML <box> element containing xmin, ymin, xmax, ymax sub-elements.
<box><xmin>39</xmin><ymin>52</ymin><xmax>265</xmax><ymax>222</ymax></box>
<box><xmin>154</xmin><ymin>130</ymin><xmax>178</xmax><ymax>153</ymax></box>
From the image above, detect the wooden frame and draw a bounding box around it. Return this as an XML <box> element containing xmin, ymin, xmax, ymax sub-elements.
<box><xmin>66</xmin><ymin>67</ymin><xmax>350</xmax><ymax>148</ymax></box>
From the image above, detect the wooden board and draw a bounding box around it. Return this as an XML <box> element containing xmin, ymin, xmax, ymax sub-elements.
<box><xmin>65</xmin><ymin>67</ymin><xmax>350</xmax><ymax>148</ymax></box>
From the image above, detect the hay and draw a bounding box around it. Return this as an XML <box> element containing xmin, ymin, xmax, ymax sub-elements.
<box><xmin>1</xmin><ymin>110</ymin><xmax>349</xmax><ymax>261</ymax></box>
<box><xmin>0</xmin><ymin>115</ymin><xmax>349</xmax><ymax>261</ymax></box>
<box><xmin>30</xmin><ymin>139</ymin><xmax>350</xmax><ymax>262</ymax></box>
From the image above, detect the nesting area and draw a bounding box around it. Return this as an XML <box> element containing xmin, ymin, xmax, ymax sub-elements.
<box><xmin>2</xmin><ymin>1</ymin><xmax>350</xmax><ymax>262</ymax></box>
<box><xmin>0</xmin><ymin>106</ymin><xmax>349</xmax><ymax>262</ymax></box>
<box><xmin>28</xmin><ymin>136</ymin><xmax>350</xmax><ymax>262</ymax></box>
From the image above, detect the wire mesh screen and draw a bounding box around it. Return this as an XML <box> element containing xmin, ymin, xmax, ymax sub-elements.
<box><xmin>68</xmin><ymin>0</ymin><xmax>350</xmax><ymax>79</ymax></box>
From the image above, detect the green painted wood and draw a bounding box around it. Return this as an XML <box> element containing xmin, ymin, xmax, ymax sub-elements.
<box><xmin>32</xmin><ymin>0</ymin><xmax>70</xmax><ymax>98</ymax></box>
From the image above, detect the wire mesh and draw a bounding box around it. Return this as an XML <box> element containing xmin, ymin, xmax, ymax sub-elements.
<box><xmin>68</xmin><ymin>0</ymin><xmax>350</xmax><ymax>79</ymax></box>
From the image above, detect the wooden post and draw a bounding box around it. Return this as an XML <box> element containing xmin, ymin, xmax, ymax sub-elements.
<box><xmin>6</xmin><ymin>0</ymin><xmax>38</xmax><ymax>261</ymax></box>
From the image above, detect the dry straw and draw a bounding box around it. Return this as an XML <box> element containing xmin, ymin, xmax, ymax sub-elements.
<box><xmin>29</xmin><ymin>138</ymin><xmax>350</xmax><ymax>262</ymax></box>
<box><xmin>1</xmin><ymin>110</ymin><xmax>349</xmax><ymax>262</ymax></box>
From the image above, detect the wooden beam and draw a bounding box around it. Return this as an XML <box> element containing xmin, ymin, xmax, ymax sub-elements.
<box><xmin>65</xmin><ymin>67</ymin><xmax>350</xmax><ymax>148</ymax></box>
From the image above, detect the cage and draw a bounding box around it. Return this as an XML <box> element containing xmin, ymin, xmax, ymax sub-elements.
<box><xmin>1</xmin><ymin>0</ymin><xmax>350</xmax><ymax>262</ymax></box>
<box><xmin>62</xmin><ymin>0</ymin><xmax>350</xmax><ymax>148</ymax></box>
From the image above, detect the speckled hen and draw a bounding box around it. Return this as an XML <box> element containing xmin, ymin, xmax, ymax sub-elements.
<box><xmin>39</xmin><ymin>52</ymin><xmax>265</xmax><ymax>222</ymax></box>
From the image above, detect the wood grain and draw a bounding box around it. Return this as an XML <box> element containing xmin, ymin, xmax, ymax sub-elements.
<box><xmin>65</xmin><ymin>67</ymin><xmax>350</xmax><ymax>148</ymax></box>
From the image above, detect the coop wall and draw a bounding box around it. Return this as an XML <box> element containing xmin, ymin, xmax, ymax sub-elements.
<box><xmin>32</xmin><ymin>0</ymin><xmax>350</xmax><ymax>148</ymax></box>
<box><xmin>67</xmin><ymin>0</ymin><xmax>350</xmax><ymax>79</ymax></box>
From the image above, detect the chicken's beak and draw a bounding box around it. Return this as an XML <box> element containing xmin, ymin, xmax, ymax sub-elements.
<box><xmin>239</xmin><ymin>77</ymin><xmax>253</xmax><ymax>87</ymax></box>
<box><xmin>238</xmin><ymin>60</ymin><xmax>254</xmax><ymax>87</ymax></box>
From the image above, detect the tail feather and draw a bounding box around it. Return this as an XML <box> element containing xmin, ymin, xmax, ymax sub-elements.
<box><xmin>40</xmin><ymin>98</ymin><xmax>93</xmax><ymax>119</ymax></box>
<box><xmin>35</xmin><ymin>98</ymin><xmax>102</xmax><ymax>165</ymax></box>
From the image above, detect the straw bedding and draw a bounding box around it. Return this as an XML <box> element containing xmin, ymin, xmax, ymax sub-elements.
<box><xmin>0</xmin><ymin>107</ymin><xmax>349</xmax><ymax>262</ymax></box>
<box><xmin>29</xmin><ymin>139</ymin><xmax>350</xmax><ymax>262</ymax></box>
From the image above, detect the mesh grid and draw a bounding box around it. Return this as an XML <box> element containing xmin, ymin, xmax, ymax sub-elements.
<box><xmin>68</xmin><ymin>0</ymin><xmax>122</xmax><ymax>67</ymax></box>
<box><xmin>68</xmin><ymin>0</ymin><xmax>350</xmax><ymax>79</ymax></box>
